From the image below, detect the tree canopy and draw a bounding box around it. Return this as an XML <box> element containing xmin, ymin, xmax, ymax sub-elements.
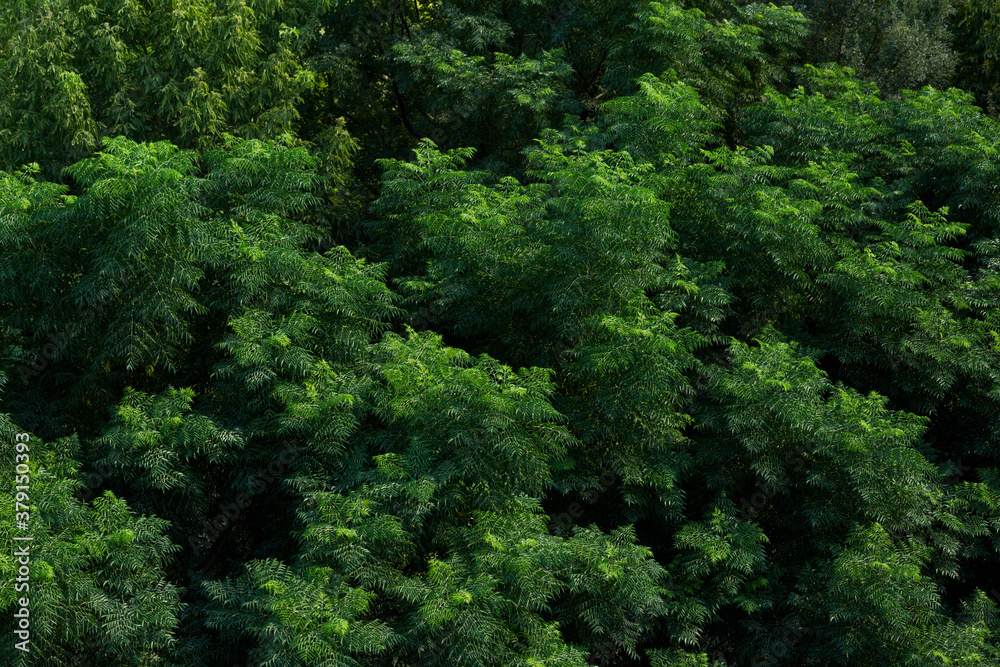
<box><xmin>5</xmin><ymin>1</ymin><xmax>1000</xmax><ymax>665</ymax></box>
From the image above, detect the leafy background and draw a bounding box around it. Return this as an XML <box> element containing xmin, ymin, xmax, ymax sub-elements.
<box><xmin>5</xmin><ymin>0</ymin><xmax>1000</xmax><ymax>665</ymax></box>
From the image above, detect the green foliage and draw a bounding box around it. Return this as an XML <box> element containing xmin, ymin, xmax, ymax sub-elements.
<box><xmin>953</xmin><ymin>0</ymin><xmax>1000</xmax><ymax>115</ymax></box>
<box><xmin>372</xmin><ymin>127</ymin><xmax>680</xmax><ymax>366</ymax></box>
<box><xmin>793</xmin><ymin>0</ymin><xmax>958</xmax><ymax>94</ymax></box>
<box><xmin>0</xmin><ymin>393</ymin><xmax>182</xmax><ymax>667</ymax></box>
<box><xmin>0</xmin><ymin>0</ymin><xmax>346</xmax><ymax>180</ymax></box>
<box><xmin>9</xmin><ymin>1</ymin><xmax>1000</xmax><ymax>665</ymax></box>
<box><xmin>607</xmin><ymin>0</ymin><xmax>810</xmax><ymax>121</ymax></box>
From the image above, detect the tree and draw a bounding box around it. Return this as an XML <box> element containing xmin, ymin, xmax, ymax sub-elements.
<box><xmin>790</xmin><ymin>0</ymin><xmax>958</xmax><ymax>94</ymax></box>
<box><xmin>0</xmin><ymin>0</ymin><xmax>348</xmax><ymax>181</ymax></box>
<box><xmin>0</xmin><ymin>395</ymin><xmax>182</xmax><ymax>667</ymax></box>
<box><xmin>8</xmin><ymin>0</ymin><xmax>1000</xmax><ymax>665</ymax></box>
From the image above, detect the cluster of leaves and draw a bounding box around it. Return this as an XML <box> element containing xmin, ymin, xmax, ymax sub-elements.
<box><xmin>8</xmin><ymin>0</ymin><xmax>1000</xmax><ymax>666</ymax></box>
